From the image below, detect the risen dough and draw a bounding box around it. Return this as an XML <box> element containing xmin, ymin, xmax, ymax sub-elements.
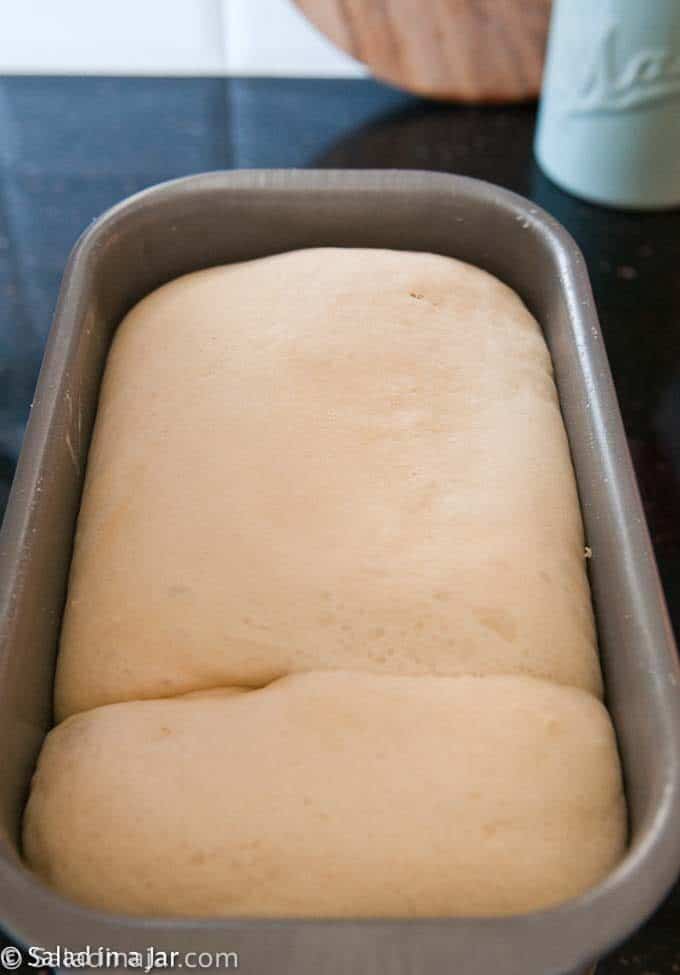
<box><xmin>55</xmin><ymin>248</ymin><xmax>599</xmax><ymax>718</ymax></box>
<box><xmin>24</xmin><ymin>672</ymin><xmax>625</xmax><ymax>917</ymax></box>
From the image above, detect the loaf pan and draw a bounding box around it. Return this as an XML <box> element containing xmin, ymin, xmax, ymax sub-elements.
<box><xmin>0</xmin><ymin>170</ymin><xmax>679</xmax><ymax>975</ymax></box>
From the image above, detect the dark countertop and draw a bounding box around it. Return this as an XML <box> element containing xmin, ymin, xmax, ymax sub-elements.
<box><xmin>0</xmin><ymin>76</ymin><xmax>678</xmax><ymax>974</ymax></box>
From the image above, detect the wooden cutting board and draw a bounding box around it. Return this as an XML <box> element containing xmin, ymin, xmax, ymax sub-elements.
<box><xmin>294</xmin><ymin>0</ymin><xmax>552</xmax><ymax>102</ymax></box>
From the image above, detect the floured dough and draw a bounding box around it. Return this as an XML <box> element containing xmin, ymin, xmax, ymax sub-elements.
<box><xmin>24</xmin><ymin>672</ymin><xmax>626</xmax><ymax>918</ymax></box>
<box><xmin>55</xmin><ymin>248</ymin><xmax>600</xmax><ymax>718</ymax></box>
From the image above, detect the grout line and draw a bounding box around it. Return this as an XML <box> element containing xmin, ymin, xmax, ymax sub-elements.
<box><xmin>216</xmin><ymin>0</ymin><xmax>230</xmax><ymax>74</ymax></box>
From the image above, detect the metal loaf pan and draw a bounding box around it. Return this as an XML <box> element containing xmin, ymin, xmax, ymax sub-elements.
<box><xmin>0</xmin><ymin>171</ymin><xmax>679</xmax><ymax>975</ymax></box>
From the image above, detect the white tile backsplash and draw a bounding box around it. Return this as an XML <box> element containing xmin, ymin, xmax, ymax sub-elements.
<box><xmin>223</xmin><ymin>0</ymin><xmax>365</xmax><ymax>77</ymax></box>
<box><xmin>0</xmin><ymin>0</ymin><xmax>225</xmax><ymax>74</ymax></box>
<box><xmin>0</xmin><ymin>0</ymin><xmax>364</xmax><ymax>76</ymax></box>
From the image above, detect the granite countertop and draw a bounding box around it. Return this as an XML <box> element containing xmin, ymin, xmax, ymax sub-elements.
<box><xmin>0</xmin><ymin>76</ymin><xmax>678</xmax><ymax>974</ymax></box>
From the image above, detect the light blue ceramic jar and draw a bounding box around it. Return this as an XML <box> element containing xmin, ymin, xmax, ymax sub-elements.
<box><xmin>534</xmin><ymin>0</ymin><xmax>680</xmax><ymax>209</ymax></box>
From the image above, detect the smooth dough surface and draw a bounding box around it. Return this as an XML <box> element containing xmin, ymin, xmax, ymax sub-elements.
<box><xmin>55</xmin><ymin>248</ymin><xmax>599</xmax><ymax>718</ymax></box>
<box><xmin>24</xmin><ymin>672</ymin><xmax>626</xmax><ymax>918</ymax></box>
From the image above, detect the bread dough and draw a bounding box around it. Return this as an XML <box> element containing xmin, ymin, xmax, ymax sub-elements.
<box><xmin>27</xmin><ymin>249</ymin><xmax>625</xmax><ymax>919</ymax></box>
<box><xmin>55</xmin><ymin>248</ymin><xmax>600</xmax><ymax>718</ymax></box>
<box><xmin>24</xmin><ymin>672</ymin><xmax>626</xmax><ymax>917</ymax></box>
